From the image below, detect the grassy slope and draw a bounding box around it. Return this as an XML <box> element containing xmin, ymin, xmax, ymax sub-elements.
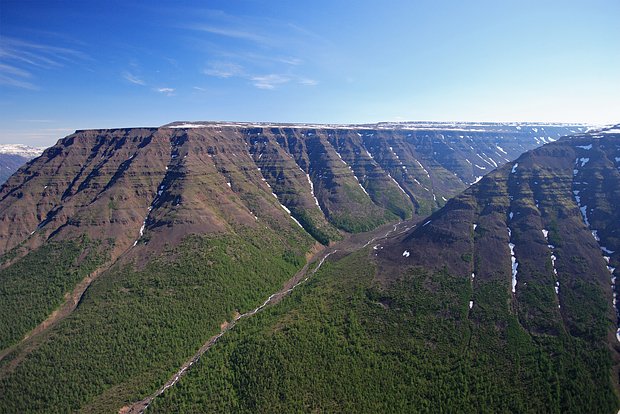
<box><xmin>0</xmin><ymin>226</ymin><xmax>312</xmax><ymax>413</ymax></box>
<box><xmin>150</xmin><ymin>249</ymin><xmax>618</xmax><ymax>414</ymax></box>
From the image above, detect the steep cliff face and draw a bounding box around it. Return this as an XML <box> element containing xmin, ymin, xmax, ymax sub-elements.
<box><xmin>0</xmin><ymin>122</ymin><xmax>583</xmax><ymax>258</ymax></box>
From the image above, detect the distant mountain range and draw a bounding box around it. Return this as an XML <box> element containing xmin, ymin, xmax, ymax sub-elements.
<box><xmin>3</xmin><ymin>121</ymin><xmax>618</xmax><ymax>413</ymax></box>
<box><xmin>0</xmin><ymin>144</ymin><xmax>45</xmax><ymax>184</ymax></box>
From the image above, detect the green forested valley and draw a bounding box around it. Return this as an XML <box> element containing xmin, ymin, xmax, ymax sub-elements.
<box><xmin>149</xmin><ymin>249</ymin><xmax>618</xmax><ymax>414</ymax></box>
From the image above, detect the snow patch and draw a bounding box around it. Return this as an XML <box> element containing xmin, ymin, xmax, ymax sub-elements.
<box><xmin>511</xmin><ymin>163</ymin><xmax>518</xmax><ymax>174</ymax></box>
<box><xmin>578</xmin><ymin>157</ymin><xmax>590</xmax><ymax>167</ymax></box>
<box><xmin>168</xmin><ymin>124</ymin><xmax>209</xmax><ymax>129</ymax></box>
<box><xmin>306</xmin><ymin>174</ymin><xmax>321</xmax><ymax>208</ymax></box>
<box><xmin>415</xmin><ymin>160</ymin><xmax>430</xmax><ymax>177</ymax></box>
<box><xmin>402</xmin><ymin>250</ymin><xmax>410</xmax><ymax>257</ymax></box>
<box><xmin>579</xmin><ymin>205</ymin><xmax>590</xmax><ymax>226</ymax></box>
<box><xmin>576</xmin><ymin>144</ymin><xmax>592</xmax><ymax>150</ymax></box>
<box><xmin>387</xmin><ymin>173</ymin><xmax>407</xmax><ymax>195</ymax></box>
<box><xmin>508</xmin><ymin>228</ymin><xmax>518</xmax><ymax>293</ymax></box>
<box><xmin>354</xmin><ymin>175</ymin><xmax>370</xmax><ymax>196</ymax></box>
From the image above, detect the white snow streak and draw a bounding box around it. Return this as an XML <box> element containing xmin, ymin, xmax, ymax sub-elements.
<box><xmin>511</xmin><ymin>163</ymin><xmax>518</xmax><ymax>174</ymax></box>
<box><xmin>387</xmin><ymin>173</ymin><xmax>407</xmax><ymax>195</ymax></box>
<box><xmin>306</xmin><ymin>174</ymin><xmax>321</xmax><ymax>209</ymax></box>
<box><xmin>578</xmin><ymin>157</ymin><xmax>590</xmax><ymax>167</ymax></box>
<box><xmin>508</xmin><ymin>228</ymin><xmax>518</xmax><ymax>293</ymax></box>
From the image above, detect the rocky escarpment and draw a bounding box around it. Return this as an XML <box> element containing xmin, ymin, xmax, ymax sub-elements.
<box><xmin>0</xmin><ymin>122</ymin><xmax>584</xmax><ymax>258</ymax></box>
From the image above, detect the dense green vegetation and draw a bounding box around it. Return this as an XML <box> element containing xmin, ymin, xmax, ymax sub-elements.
<box><xmin>149</xmin><ymin>250</ymin><xmax>618</xmax><ymax>413</ymax></box>
<box><xmin>0</xmin><ymin>226</ymin><xmax>312</xmax><ymax>413</ymax></box>
<box><xmin>292</xmin><ymin>207</ymin><xmax>341</xmax><ymax>245</ymax></box>
<box><xmin>0</xmin><ymin>238</ymin><xmax>104</xmax><ymax>350</ymax></box>
<box><xmin>328</xmin><ymin>183</ymin><xmax>398</xmax><ymax>233</ymax></box>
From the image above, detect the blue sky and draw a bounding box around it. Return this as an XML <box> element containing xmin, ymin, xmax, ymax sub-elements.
<box><xmin>1</xmin><ymin>0</ymin><xmax>619</xmax><ymax>146</ymax></box>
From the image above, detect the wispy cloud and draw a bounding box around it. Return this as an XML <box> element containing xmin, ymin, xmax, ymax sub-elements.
<box><xmin>122</xmin><ymin>71</ymin><xmax>145</xmax><ymax>85</ymax></box>
<box><xmin>278</xmin><ymin>57</ymin><xmax>303</xmax><ymax>66</ymax></box>
<box><xmin>0</xmin><ymin>63</ymin><xmax>36</xmax><ymax>90</ymax></box>
<box><xmin>0</xmin><ymin>36</ymin><xmax>89</xmax><ymax>90</ymax></box>
<box><xmin>0</xmin><ymin>127</ymin><xmax>75</xmax><ymax>146</ymax></box>
<box><xmin>16</xmin><ymin>119</ymin><xmax>56</xmax><ymax>123</ymax></box>
<box><xmin>298</xmin><ymin>78</ymin><xmax>319</xmax><ymax>86</ymax></box>
<box><xmin>203</xmin><ymin>60</ymin><xmax>317</xmax><ymax>90</ymax></box>
<box><xmin>185</xmin><ymin>24</ymin><xmax>268</xmax><ymax>44</ymax></box>
<box><xmin>177</xmin><ymin>10</ymin><xmax>333</xmax><ymax>91</ymax></box>
<box><xmin>156</xmin><ymin>87</ymin><xmax>175</xmax><ymax>96</ymax></box>
<box><xmin>251</xmin><ymin>74</ymin><xmax>291</xmax><ymax>90</ymax></box>
<box><xmin>203</xmin><ymin>62</ymin><xmax>245</xmax><ymax>78</ymax></box>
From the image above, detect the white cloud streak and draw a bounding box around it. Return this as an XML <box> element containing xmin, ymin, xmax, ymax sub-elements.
<box><xmin>203</xmin><ymin>62</ymin><xmax>244</xmax><ymax>78</ymax></box>
<box><xmin>250</xmin><ymin>74</ymin><xmax>290</xmax><ymax>89</ymax></box>
<box><xmin>156</xmin><ymin>87</ymin><xmax>175</xmax><ymax>96</ymax></box>
<box><xmin>298</xmin><ymin>78</ymin><xmax>319</xmax><ymax>86</ymax></box>
<box><xmin>0</xmin><ymin>36</ymin><xmax>89</xmax><ymax>90</ymax></box>
<box><xmin>122</xmin><ymin>71</ymin><xmax>146</xmax><ymax>85</ymax></box>
<box><xmin>186</xmin><ymin>24</ymin><xmax>268</xmax><ymax>44</ymax></box>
